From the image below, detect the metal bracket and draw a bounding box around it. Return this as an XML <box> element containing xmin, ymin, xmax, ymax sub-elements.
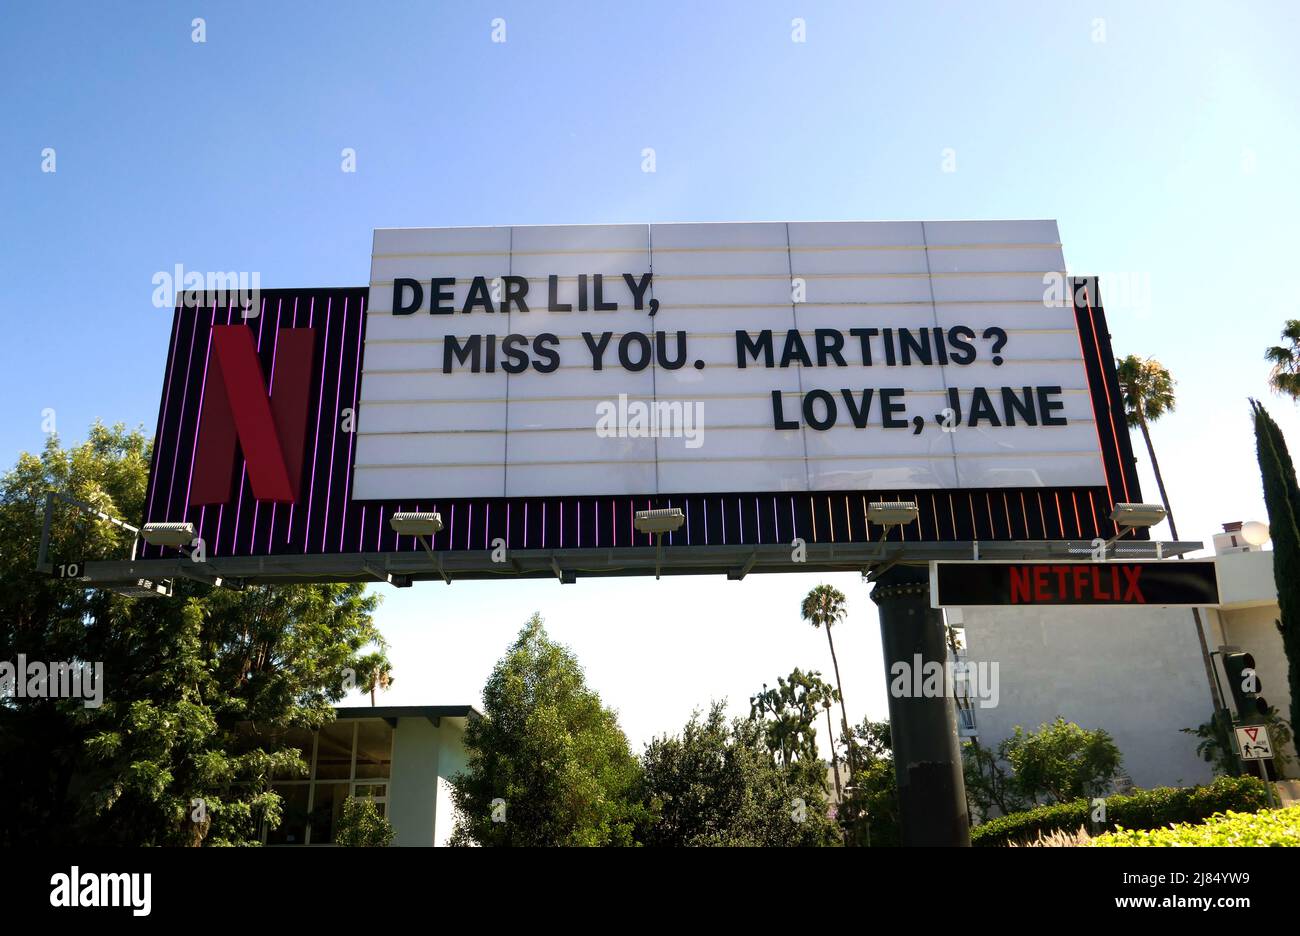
<box><xmin>417</xmin><ymin>535</ymin><xmax>450</xmax><ymax>584</ymax></box>
<box><xmin>728</xmin><ymin>550</ymin><xmax>759</xmax><ymax>581</ymax></box>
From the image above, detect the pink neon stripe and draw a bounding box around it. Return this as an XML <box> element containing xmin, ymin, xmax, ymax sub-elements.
<box><xmin>288</xmin><ymin>297</ymin><xmax>314</xmax><ymax>541</ymax></box>
<box><xmin>339</xmin><ymin>296</ymin><xmax>366</xmax><ymax>552</ymax></box>
<box><xmin>303</xmin><ymin>298</ymin><xmax>332</xmax><ymax>551</ymax></box>
<box><xmin>146</xmin><ymin>311</ymin><xmax>184</xmax><ymax>528</ymax></box>
<box><xmin>165</xmin><ymin>305</ymin><xmax>204</xmax><ymax>532</ymax></box>
<box><xmin>320</xmin><ymin>297</ymin><xmax>349</xmax><ymax>553</ymax></box>
<box><xmin>265</xmin><ymin>297</ymin><xmax>286</xmax><ymax>554</ymax></box>
<box><xmin>376</xmin><ymin>506</ymin><xmax>384</xmax><ymax>552</ymax></box>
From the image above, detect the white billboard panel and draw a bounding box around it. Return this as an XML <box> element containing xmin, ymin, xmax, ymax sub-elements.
<box><xmin>354</xmin><ymin>221</ymin><xmax>1104</xmax><ymax>500</ymax></box>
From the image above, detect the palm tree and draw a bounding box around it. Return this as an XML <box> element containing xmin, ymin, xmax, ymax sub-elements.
<box><xmin>1116</xmin><ymin>355</ymin><xmax>1178</xmax><ymax>532</ymax></box>
<box><xmin>359</xmin><ymin>655</ymin><xmax>393</xmax><ymax>706</ymax></box>
<box><xmin>1265</xmin><ymin>320</ymin><xmax>1300</xmax><ymax>400</ymax></box>
<box><xmin>801</xmin><ymin>584</ymin><xmax>853</xmax><ymax>788</ymax></box>
<box><xmin>1115</xmin><ymin>354</ymin><xmax>1224</xmax><ymax>716</ymax></box>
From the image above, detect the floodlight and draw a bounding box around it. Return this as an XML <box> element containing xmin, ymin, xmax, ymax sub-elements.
<box><xmin>1109</xmin><ymin>503</ymin><xmax>1167</xmax><ymax>530</ymax></box>
<box><xmin>867</xmin><ymin>501</ymin><xmax>920</xmax><ymax>527</ymax></box>
<box><xmin>140</xmin><ymin>522</ymin><xmax>196</xmax><ymax>547</ymax></box>
<box><xmin>389</xmin><ymin>512</ymin><xmax>443</xmax><ymax>536</ymax></box>
<box><xmin>108</xmin><ymin>578</ymin><xmax>174</xmax><ymax>599</ymax></box>
<box><xmin>1241</xmin><ymin>521</ymin><xmax>1270</xmax><ymax>547</ymax></box>
<box><xmin>634</xmin><ymin>508</ymin><xmax>685</xmax><ymax>535</ymax></box>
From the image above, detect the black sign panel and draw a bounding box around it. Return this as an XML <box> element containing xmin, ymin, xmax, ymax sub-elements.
<box><xmin>931</xmin><ymin>560</ymin><xmax>1221</xmax><ymax>607</ymax></box>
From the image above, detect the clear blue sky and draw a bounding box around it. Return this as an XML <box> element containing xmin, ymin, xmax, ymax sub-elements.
<box><xmin>4</xmin><ymin>1</ymin><xmax>1299</xmax><ymax>751</ymax></box>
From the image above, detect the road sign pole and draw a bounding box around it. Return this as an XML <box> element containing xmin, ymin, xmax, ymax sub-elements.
<box><xmin>871</xmin><ymin>565</ymin><xmax>971</xmax><ymax>846</ymax></box>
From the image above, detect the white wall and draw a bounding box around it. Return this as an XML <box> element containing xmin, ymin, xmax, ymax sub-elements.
<box><xmin>388</xmin><ymin>716</ymin><xmax>441</xmax><ymax>846</ymax></box>
<box><xmin>387</xmin><ymin>715</ymin><xmax>473</xmax><ymax>846</ymax></box>
<box><xmin>958</xmin><ymin>604</ymin><xmax>1216</xmax><ymax>791</ymax></box>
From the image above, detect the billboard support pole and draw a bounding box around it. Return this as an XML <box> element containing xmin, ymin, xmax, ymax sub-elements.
<box><xmin>871</xmin><ymin>564</ymin><xmax>971</xmax><ymax>846</ymax></box>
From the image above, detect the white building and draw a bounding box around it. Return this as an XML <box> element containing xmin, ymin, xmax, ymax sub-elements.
<box><xmin>254</xmin><ymin>704</ymin><xmax>477</xmax><ymax>846</ymax></box>
<box><xmin>952</xmin><ymin>524</ymin><xmax>1295</xmax><ymax>791</ymax></box>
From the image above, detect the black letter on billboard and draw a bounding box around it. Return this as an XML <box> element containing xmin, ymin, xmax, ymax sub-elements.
<box><xmin>502</xmin><ymin>334</ymin><xmax>530</xmax><ymax>373</ymax></box>
<box><xmin>503</xmin><ymin>276</ymin><xmax>529</xmax><ymax>313</ymax></box>
<box><xmin>583</xmin><ymin>331</ymin><xmax>612</xmax><ymax>370</ymax></box>
<box><xmin>431</xmin><ymin>278</ymin><xmax>456</xmax><ymax>314</ymax></box>
<box><xmin>533</xmin><ymin>334</ymin><xmax>560</xmax><ymax>373</ymax></box>
<box><xmin>619</xmin><ymin>332</ymin><xmax>652</xmax><ymax>372</ymax></box>
<box><xmin>850</xmin><ymin>328</ymin><xmax>878</xmax><ymax>366</ymax></box>
<box><xmin>444</xmin><ymin>334</ymin><xmax>481</xmax><ymax>373</ymax></box>
<box><xmin>463</xmin><ymin>276</ymin><xmax>495</xmax><ymax>314</ymax></box>
<box><xmin>623</xmin><ymin>273</ymin><xmax>652</xmax><ymax>310</ymax></box>
<box><xmin>1037</xmin><ymin>386</ymin><xmax>1068</xmax><ymax>425</ymax></box>
<box><xmin>737</xmin><ymin>330</ymin><xmax>773</xmax><ymax>368</ymax></box>
<box><xmin>548</xmin><ymin>275</ymin><xmax>571</xmax><ymax>312</ymax></box>
<box><xmin>947</xmin><ymin>326</ymin><xmax>976</xmax><ymax>365</ymax></box>
<box><xmin>771</xmin><ymin>391</ymin><xmax>798</xmax><ymax>430</ymax></box>
<box><xmin>593</xmin><ymin>274</ymin><xmax>617</xmax><ymax>311</ymax></box>
<box><xmin>815</xmin><ymin>329</ymin><xmax>846</xmax><ymax>367</ymax></box>
<box><xmin>393</xmin><ymin>278</ymin><xmax>422</xmax><ymax>315</ymax></box>
<box><xmin>880</xmin><ymin>388</ymin><xmax>908</xmax><ymax>428</ymax></box>
<box><xmin>803</xmin><ymin>389</ymin><xmax>837</xmax><ymax>430</ymax></box>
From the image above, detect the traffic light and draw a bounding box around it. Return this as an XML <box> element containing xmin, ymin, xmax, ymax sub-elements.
<box><xmin>1221</xmin><ymin>651</ymin><xmax>1269</xmax><ymax>725</ymax></box>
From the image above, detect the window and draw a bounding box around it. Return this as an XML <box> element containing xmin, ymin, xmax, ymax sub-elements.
<box><xmin>260</xmin><ymin>718</ymin><xmax>394</xmax><ymax>845</ymax></box>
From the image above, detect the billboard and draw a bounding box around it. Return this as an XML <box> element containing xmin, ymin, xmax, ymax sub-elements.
<box><xmin>139</xmin><ymin>221</ymin><xmax>1141</xmax><ymax>561</ymax></box>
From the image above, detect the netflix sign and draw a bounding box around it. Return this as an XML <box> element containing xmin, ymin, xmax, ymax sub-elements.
<box><xmin>930</xmin><ymin>560</ymin><xmax>1221</xmax><ymax>607</ymax></box>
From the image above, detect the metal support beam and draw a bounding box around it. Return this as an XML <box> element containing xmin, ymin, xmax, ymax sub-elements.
<box><xmin>68</xmin><ymin>539</ymin><xmax>1205</xmax><ymax>589</ymax></box>
<box><xmin>871</xmin><ymin>565</ymin><xmax>971</xmax><ymax>847</ymax></box>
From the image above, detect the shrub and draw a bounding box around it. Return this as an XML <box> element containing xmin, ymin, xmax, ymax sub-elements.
<box><xmin>971</xmin><ymin>775</ymin><xmax>1269</xmax><ymax>847</ymax></box>
<box><xmin>1092</xmin><ymin>805</ymin><xmax>1300</xmax><ymax>846</ymax></box>
<box><xmin>334</xmin><ymin>797</ymin><xmax>394</xmax><ymax>847</ymax></box>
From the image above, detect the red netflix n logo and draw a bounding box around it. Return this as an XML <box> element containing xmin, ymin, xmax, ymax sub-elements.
<box><xmin>189</xmin><ymin>325</ymin><xmax>316</xmax><ymax>506</ymax></box>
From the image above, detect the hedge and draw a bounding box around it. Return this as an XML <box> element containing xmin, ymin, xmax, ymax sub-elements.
<box><xmin>971</xmin><ymin>775</ymin><xmax>1270</xmax><ymax>847</ymax></box>
<box><xmin>1092</xmin><ymin>805</ymin><xmax>1300</xmax><ymax>846</ymax></box>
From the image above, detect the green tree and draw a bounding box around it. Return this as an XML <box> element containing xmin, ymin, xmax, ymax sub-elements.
<box><xmin>837</xmin><ymin>718</ymin><xmax>900</xmax><ymax>846</ymax></box>
<box><xmin>449</xmin><ymin>614</ymin><xmax>645</xmax><ymax>846</ymax></box>
<box><xmin>1002</xmin><ymin>717</ymin><xmax>1122</xmax><ymax>805</ymax></box>
<box><xmin>1251</xmin><ymin>399</ymin><xmax>1300</xmax><ymax>743</ymax></box>
<box><xmin>0</xmin><ymin>423</ymin><xmax>387</xmax><ymax>846</ymax></box>
<box><xmin>1265</xmin><ymin>320</ymin><xmax>1300</xmax><ymax>400</ymax></box>
<box><xmin>961</xmin><ymin>739</ymin><xmax>1030</xmax><ymax>818</ymax></box>
<box><xmin>636</xmin><ymin>702</ymin><xmax>840</xmax><ymax>847</ymax></box>
<box><xmin>334</xmin><ymin>796</ymin><xmax>394</xmax><ymax>847</ymax></box>
<box><xmin>356</xmin><ymin>652</ymin><xmax>393</xmax><ymax>706</ymax></box>
<box><xmin>800</xmin><ymin>584</ymin><xmax>853</xmax><ymax>791</ymax></box>
<box><xmin>749</xmin><ymin>667</ymin><xmax>837</xmax><ymax>771</ymax></box>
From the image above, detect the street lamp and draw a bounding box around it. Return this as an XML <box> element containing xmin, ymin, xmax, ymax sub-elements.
<box><xmin>635</xmin><ymin>508</ymin><xmax>684</xmax><ymax>580</ymax></box>
<box><xmin>389</xmin><ymin>512</ymin><xmax>446</xmax><ymax>583</ymax></box>
<box><xmin>388</xmin><ymin>512</ymin><xmax>443</xmax><ymax>537</ymax></box>
<box><xmin>867</xmin><ymin>500</ymin><xmax>919</xmax><ymax>538</ymax></box>
<box><xmin>1103</xmin><ymin>502</ymin><xmax>1167</xmax><ymax>552</ymax></box>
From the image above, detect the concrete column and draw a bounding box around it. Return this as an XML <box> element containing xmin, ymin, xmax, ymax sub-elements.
<box><xmin>870</xmin><ymin>565</ymin><xmax>971</xmax><ymax>846</ymax></box>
